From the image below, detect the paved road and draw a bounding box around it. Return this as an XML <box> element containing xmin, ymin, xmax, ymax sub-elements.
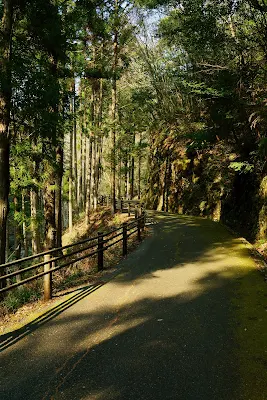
<box><xmin>1</xmin><ymin>212</ymin><xmax>267</xmax><ymax>400</ymax></box>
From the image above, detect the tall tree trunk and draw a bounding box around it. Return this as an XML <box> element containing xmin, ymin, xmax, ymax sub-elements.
<box><xmin>138</xmin><ymin>154</ymin><xmax>141</xmax><ymax>200</ymax></box>
<box><xmin>22</xmin><ymin>191</ymin><xmax>28</xmax><ymax>257</ymax></box>
<box><xmin>30</xmin><ymin>139</ymin><xmax>41</xmax><ymax>254</ymax></box>
<box><xmin>94</xmin><ymin>78</ymin><xmax>103</xmax><ymax>208</ymax></box>
<box><xmin>138</xmin><ymin>134</ymin><xmax>142</xmax><ymax>200</ymax></box>
<box><xmin>166</xmin><ymin>155</ymin><xmax>171</xmax><ymax>213</ymax></box>
<box><xmin>14</xmin><ymin>195</ymin><xmax>22</xmax><ymax>282</ymax></box>
<box><xmin>69</xmin><ymin>130</ymin><xmax>73</xmax><ymax>232</ymax></box>
<box><xmin>86</xmin><ymin>78</ymin><xmax>96</xmax><ymax>219</ymax></box>
<box><xmin>130</xmin><ymin>156</ymin><xmax>134</xmax><ymax>200</ymax></box>
<box><xmin>79</xmin><ymin>129</ymin><xmax>84</xmax><ymax>210</ymax></box>
<box><xmin>117</xmin><ymin>157</ymin><xmax>122</xmax><ymax>199</ymax></box>
<box><xmin>124</xmin><ymin>152</ymin><xmax>128</xmax><ymax>199</ymax></box>
<box><xmin>111</xmin><ymin>0</ymin><xmax>118</xmax><ymax>214</ymax></box>
<box><xmin>0</xmin><ymin>0</ymin><xmax>13</xmax><ymax>291</ymax></box>
<box><xmin>43</xmin><ymin>54</ymin><xmax>60</xmax><ymax>256</ymax></box>
<box><xmin>30</xmin><ymin>189</ymin><xmax>40</xmax><ymax>254</ymax></box>
<box><xmin>43</xmin><ymin>154</ymin><xmax>56</xmax><ymax>252</ymax></box>
<box><xmin>82</xmin><ymin>118</ymin><xmax>87</xmax><ymax>210</ymax></box>
<box><xmin>5</xmin><ymin>216</ymin><xmax>9</xmax><ymax>262</ymax></box>
<box><xmin>72</xmin><ymin>79</ymin><xmax>78</xmax><ymax>205</ymax></box>
<box><xmin>92</xmin><ymin>137</ymin><xmax>98</xmax><ymax>210</ymax></box>
<box><xmin>55</xmin><ymin>145</ymin><xmax>63</xmax><ymax>248</ymax></box>
<box><xmin>85</xmin><ymin>136</ymin><xmax>93</xmax><ymax>225</ymax></box>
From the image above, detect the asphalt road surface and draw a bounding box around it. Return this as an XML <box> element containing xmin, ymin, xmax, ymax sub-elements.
<box><xmin>1</xmin><ymin>212</ymin><xmax>267</xmax><ymax>400</ymax></box>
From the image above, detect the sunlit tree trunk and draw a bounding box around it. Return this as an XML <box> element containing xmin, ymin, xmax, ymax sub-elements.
<box><xmin>72</xmin><ymin>79</ymin><xmax>78</xmax><ymax>205</ymax></box>
<box><xmin>30</xmin><ymin>189</ymin><xmax>40</xmax><ymax>254</ymax></box>
<box><xmin>55</xmin><ymin>145</ymin><xmax>63</xmax><ymax>248</ymax></box>
<box><xmin>82</xmin><ymin>115</ymin><xmax>87</xmax><ymax>210</ymax></box>
<box><xmin>14</xmin><ymin>195</ymin><xmax>22</xmax><ymax>282</ymax></box>
<box><xmin>130</xmin><ymin>156</ymin><xmax>134</xmax><ymax>200</ymax></box>
<box><xmin>69</xmin><ymin>129</ymin><xmax>73</xmax><ymax>232</ymax></box>
<box><xmin>111</xmin><ymin>0</ymin><xmax>119</xmax><ymax>214</ymax></box>
<box><xmin>22</xmin><ymin>191</ymin><xmax>28</xmax><ymax>257</ymax></box>
<box><xmin>85</xmin><ymin>136</ymin><xmax>93</xmax><ymax>225</ymax></box>
<box><xmin>124</xmin><ymin>152</ymin><xmax>128</xmax><ymax>199</ymax></box>
<box><xmin>43</xmin><ymin>146</ymin><xmax>56</xmax><ymax>255</ymax></box>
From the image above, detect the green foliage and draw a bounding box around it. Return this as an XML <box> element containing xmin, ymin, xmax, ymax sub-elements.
<box><xmin>229</xmin><ymin>162</ymin><xmax>254</xmax><ymax>174</ymax></box>
<box><xmin>2</xmin><ymin>285</ymin><xmax>42</xmax><ymax>314</ymax></box>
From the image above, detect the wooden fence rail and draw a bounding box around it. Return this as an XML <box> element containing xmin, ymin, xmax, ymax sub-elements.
<box><xmin>0</xmin><ymin>201</ymin><xmax>146</xmax><ymax>301</ymax></box>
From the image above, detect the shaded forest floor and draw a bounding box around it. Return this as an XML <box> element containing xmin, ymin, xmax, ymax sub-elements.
<box><xmin>0</xmin><ymin>208</ymin><xmax>149</xmax><ymax>334</ymax></box>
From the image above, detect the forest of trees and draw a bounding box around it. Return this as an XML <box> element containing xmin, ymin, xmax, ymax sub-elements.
<box><xmin>0</xmin><ymin>0</ymin><xmax>150</xmax><ymax>290</ymax></box>
<box><xmin>2</xmin><ymin>0</ymin><xmax>267</xmax><ymax>293</ymax></box>
<box><xmin>141</xmin><ymin>0</ymin><xmax>267</xmax><ymax>244</ymax></box>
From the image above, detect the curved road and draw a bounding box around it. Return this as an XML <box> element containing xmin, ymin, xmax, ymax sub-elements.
<box><xmin>1</xmin><ymin>212</ymin><xmax>267</xmax><ymax>399</ymax></box>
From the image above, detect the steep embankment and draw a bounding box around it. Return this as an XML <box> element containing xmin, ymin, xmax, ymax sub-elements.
<box><xmin>146</xmin><ymin>138</ymin><xmax>267</xmax><ymax>245</ymax></box>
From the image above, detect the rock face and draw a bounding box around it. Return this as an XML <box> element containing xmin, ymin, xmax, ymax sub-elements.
<box><xmin>145</xmin><ymin>138</ymin><xmax>267</xmax><ymax>243</ymax></box>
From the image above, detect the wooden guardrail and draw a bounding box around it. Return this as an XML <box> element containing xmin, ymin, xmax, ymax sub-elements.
<box><xmin>98</xmin><ymin>195</ymin><xmax>143</xmax><ymax>216</ymax></box>
<box><xmin>0</xmin><ymin>202</ymin><xmax>146</xmax><ymax>301</ymax></box>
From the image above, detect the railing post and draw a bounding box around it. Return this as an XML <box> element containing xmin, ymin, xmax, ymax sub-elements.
<box><xmin>44</xmin><ymin>253</ymin><xmax>52</xmax><ymax>301</ymax></box>
<box><xmin>123</xmin><ymin>222</ymin><xmax>127</xmax><ymax>256</ymax></box>
<box><xmin>43</xmin><ymin>230</ymin><xmax>56</xmax><ymax>301</ymax></box>
<box><xmin>141</xmin><ymin>211</ymin><xmax>145</xmax><ymax>231</ymax></box>
<box><xmin>137</xmin><ymin>217</ymin><xmax>141</xmax><ymax>241</ymax></box>
<box><xmin>98</xmin><ymin>232</ymin><xmax>104</xmax><ymax>271</ymax></box>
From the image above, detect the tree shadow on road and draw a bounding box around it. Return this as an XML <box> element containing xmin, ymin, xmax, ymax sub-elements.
<box><xmin>1</xmin><ymin>212</ymin><xmax>266</xmax><ymax>400</ymax></box>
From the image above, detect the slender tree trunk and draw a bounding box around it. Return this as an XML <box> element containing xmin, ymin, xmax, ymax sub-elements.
<box><xmin>111</xmin><ymin>0</ymin><xmax>118</xmax><ymax>214</ymax></box>
<box><xmin>0</xmin><ymin>0</ymin><xmax>13</xmax><ymax>292</ymax></box>
<box><xmin>86</xmin><ymin>77</ymin><xmax>96</xmax><ymax>220</ymax></box>
<box><xmin>69</xmin><ymin>130</ymin><xmax>73</xmax><ymax>232</ymax></box>
<box><xmin>79</xmin><ymin>129</ymin><xmax>84</xmax><ymax>210</ymax></box>
<box><xmin>127</xmin><ymin>155</ymin><xmax>130</xmax><ymax>200</ymax></box>
<box><xmin>77</xmin><ymin>130</ymin><xmax>81</xmax><ymax>212</ymax></box>
<box><xmin>166</xmin><ymin>155</ymin><xmax>171</xmax><ymax>212</ymax></box>
<box><xmin>43</xmin><ymin>153</ymin><xmax>56</xmax><ymax>252</ymax></box>
<box><xmin>22</xmin><ymin>191</ymin><xmax>28</xmax><ymax>257</ymax></box>
<box><xmin>30</xmin><ymin>139</ymin><xmax>41</xmax><ymax>254</ymax></box>
<box><xmin>14</xmin><ymin>195</ymin><xmax>22</xmax><ymax>282</ymax></box>
<box><xmin>117</xmin><ymin>157</ymin><xmax>122</xmax><ymax>199</ymax></box>
<box><xmin>130</xmin><ymin>156</ymin><xmax>134</xmax><ymax>200</ymax></box>
<box><xmin>95</xmin><ymin>78</ymin><xmax>103</xmax><ymax>207</ymax></box>
<box><xmin>5</xmin><ymin>217</ymin><xmax>9</xmax><ymax>261</ymax></box>
<box><xmin>111</xmin><ymin>85</ymin><xmax>117</xmax><ymax>213</ymax></box>
<box><xmin>55</xmin><ymin>145</ymin><xmax>63</xmax><ymax>248</ymax></box>
<box><xmin>30</xmin><ymin>189</ymin><xmax>40</xmax><ymax>254</ymax></box>
<box><xmin>124</xmin><ymin>152</ymin><xmax>128</xmax><ymax>199</ymax></box>
<box><xmin>82</xmin><ymin>121</ymin><xmax>87</xmax><ymax>210</ymax></box>
<box><xmin>138</xmin><ymin>134</ymin><xmax>142</xmax><ymax>200</ymax></box>
<box><xmin>72</xmin><ymin>80</ymin><xmax>78</xmax><ymax>205</ymax></box>
<box><xmin>85</xmin><ymin>136</ymin><xmax>93</xmax><ymax>225</ymax></box>
<box><xmin>92</xmin><ymin>137</ymin><xmax>98</xmax><ymax>210</ymax></box>
<box><xmin>138</xmin><ymin>154</ymin><xmax>141</xmax><ymax>200</ymax></box>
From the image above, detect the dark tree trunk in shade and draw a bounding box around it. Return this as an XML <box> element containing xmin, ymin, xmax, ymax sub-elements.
<box><xmin>0</xmin><ymin>0</ymin><xmax>13</xmax><ymax>292</ymax></box>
